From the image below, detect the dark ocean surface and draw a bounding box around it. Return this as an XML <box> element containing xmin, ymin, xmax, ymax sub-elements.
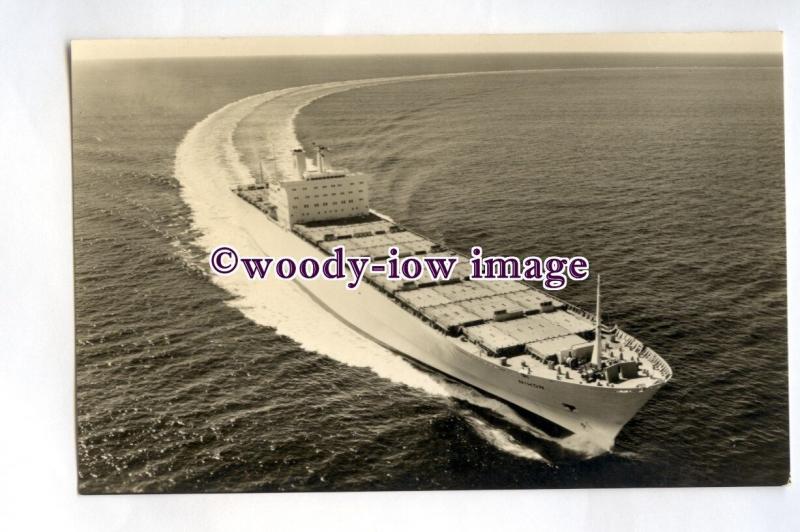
<box><xmin>72</xmin><ymin>53</ymin><xmax>788</xmax><ymax>493</ymax></box>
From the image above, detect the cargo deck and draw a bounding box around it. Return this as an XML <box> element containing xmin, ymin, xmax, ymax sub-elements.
<box><xmin>234</xmin><ymin>170</ymin><xmax>671</xmax><ymax>390</ymax></box>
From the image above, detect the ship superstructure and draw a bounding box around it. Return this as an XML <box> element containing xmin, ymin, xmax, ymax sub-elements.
<box><xmin>264</xmin><ymin>146</ymin><xmax>370</xmax><ymax>227</ymax></box>
<box><xmin>234</xmin><ymin>146</ymin><xmax>672</xmax><ymax>447</ymax></box>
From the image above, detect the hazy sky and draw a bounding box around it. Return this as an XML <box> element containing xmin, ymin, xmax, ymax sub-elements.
<box><xmin>72</xmin><ymin>32</ymin><xmax>782</xmax><ymax>60</ymax></box>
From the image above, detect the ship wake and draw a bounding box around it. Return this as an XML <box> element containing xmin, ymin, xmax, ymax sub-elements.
<box><xmin>174</xmin><ymin>74</ymin><xmax>612</xmax><ymax>463</ymax></box>
<box><xmin>175</xmin><ymin>85</ymin><xmax>454</xmax><ymax>399</ymax></box>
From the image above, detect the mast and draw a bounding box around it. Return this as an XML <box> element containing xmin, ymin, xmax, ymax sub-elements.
<box><xmin>592</xmin><ymin>273</ymin><xmax>602</xmax><ymax>366</ymax></box>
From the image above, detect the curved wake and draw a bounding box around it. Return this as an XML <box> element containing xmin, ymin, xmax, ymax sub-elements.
<box><xmin>174</xmin><ymin>71</ymin><xmax>611</xmax><ymax>462</ymax></box>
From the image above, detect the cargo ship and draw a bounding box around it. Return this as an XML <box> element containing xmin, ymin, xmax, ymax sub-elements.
<box><xmin>232</xmin><ymin>144</ymin><xmax>672</xmax><ymax>448</ymax></box>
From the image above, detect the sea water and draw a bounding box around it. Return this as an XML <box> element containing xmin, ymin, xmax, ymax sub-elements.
<box><xmin>73</xmin><ymin>53</ymin><xmax>787</xmax><ymax>492</ymax></box>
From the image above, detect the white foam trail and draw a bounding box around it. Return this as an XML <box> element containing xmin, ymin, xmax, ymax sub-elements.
<box><xmin>464</xmin><ymin>416</ymin><xmax>550</xmax><ymax>464</ymax></box>
<box><xmin>175</xmin><ymin>74</ymin><xmax>516</xmax><ymax>396</ymax></box>
<box><xmin>175</xmin><ymin>84</ymin><xmax>454</xmax><ymax>396</ymax></box>
<box><xmin>437</xmin><ymin>378</ymin><xmax>608</xmax><ymax>458</ymax></box>
<box><xmin>174</xmin><ymin>71</ymin><xmax>619</xmax><ymax>458</ymax></box>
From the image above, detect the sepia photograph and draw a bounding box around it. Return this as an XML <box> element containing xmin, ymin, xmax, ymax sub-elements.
<box><xmin>70</xmin><ymin>32</ymin><xmax>788</xmax><ymax>493</ymax></box>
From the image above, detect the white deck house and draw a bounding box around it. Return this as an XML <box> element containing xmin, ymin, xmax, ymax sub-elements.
<box><xmin>267</xmin><ymin>146</ymin><xmax>370</xmax><ymax>228</ymax></box>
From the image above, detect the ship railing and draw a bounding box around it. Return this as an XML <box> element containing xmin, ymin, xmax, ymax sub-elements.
<box><xmin>612</xmin><ymin>328</ymin><xmax>670</xmax><ymax>378</ymax></box>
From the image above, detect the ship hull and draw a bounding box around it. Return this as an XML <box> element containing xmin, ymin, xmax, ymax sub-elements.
<box><xmin>237</xmin><ymin>202</ymin><xmax>660</xmax><ymax>448</ymax></box>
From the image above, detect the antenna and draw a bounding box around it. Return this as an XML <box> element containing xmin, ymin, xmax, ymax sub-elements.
<box><xmin>592</xmin><ymin>274</ymin><xmax>602</xmax><ymax>367</ymax></box>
